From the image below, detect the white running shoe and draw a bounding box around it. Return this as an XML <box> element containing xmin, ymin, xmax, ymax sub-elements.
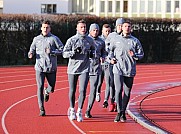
<box><xmin>96</xmin><ymin>93</ymin><xmax>101</xmax><ymax>102</ymax></box>
<box><xmin>76</xmin><ymin>111</ymin><xmax>83</xmax><ymax>122</ymax></box>
<box><xmin>69</xmin><ymin>108</ymin><xmax>76</xmax><ymax>120</ymax></box>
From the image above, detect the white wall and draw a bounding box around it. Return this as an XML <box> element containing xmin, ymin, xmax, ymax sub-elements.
<box><xmin>3</xmin><ymin>0</ymin><xmax>70</xmax><ymax>14</ymax></box>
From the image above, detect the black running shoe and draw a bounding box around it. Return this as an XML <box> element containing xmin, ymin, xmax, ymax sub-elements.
<box><xmin>44</xmin><ymin>88</ymin><xmax>49</xmax><ymax>102</ymax></box>
<box><xmin>39</xmin><ymin>107</ymin><xmax>45</xmax><ymax>116</ymax></box>
<box><xmin>120</xmin><ymin>113</ymin><xmax>127</xmax><ymax>122</ymax></box>
<box><xmin>103</xmin><ymin>101</ymin><xmax>108</xmax><ymax>108</ymax></box>
<box><xmin>114</xmin><ymin>112</ymin><xmax>122</xmax><ymax>122</ymax></box>
<box><xmin>85</xmin><ymin>111</ymin><xmax>92</xmax><ymax>118</ymax></box>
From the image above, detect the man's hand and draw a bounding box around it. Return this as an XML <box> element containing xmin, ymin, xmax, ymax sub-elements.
<box><xmin>28</xmin><ymin>53</ymin><xmax>33</xmax><ymax>59</ymax></box>
<box><xmin>128</xmin><ymin>50</ymin><xmax>134</xmax><ymax>57</ymax></box>
<box><xmin>100</xmin><ymin>57</ymin><xmax>105</xmax><ymax>64</ymax></box>
<box><xmin>110</xmin><ymin>58</ymin><xmax>117</xmax><ymax>64</ymax></box>
<box><xmin>74</xmin><ymin>47</ymin><xmax>82</xmax><ymax>53</ymax></box>
<box><xmin>46</xmin><ymin>47</ymin><xmax>51</xmax><ymax>54</ymax></box>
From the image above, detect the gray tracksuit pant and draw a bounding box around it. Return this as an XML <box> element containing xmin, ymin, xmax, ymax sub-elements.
<box><xmin>68</xmin><ymin>73</ymin><xmax>89</xmax><ymax>109</ymax></box>
<box><xmin>86</xmin><ymin>75</ymin><xmax>99</xmax><ymax>111</ymax></box>
<box><xmin>85</xmin><ymin>35</ymin><xmax>107</xmax><ymax>112</ymax></box>
<box><xmin>97</xmin><ymin>64</ymin><xmax>115</xmax><ymax>103</ymax></box>
<box><xmin>36</xmin><ymin>71</ymin><xmax>56</xmax><ymax>109</ymax></box>
<box><xmin>114</xmin><ymin>74</ymin><xmax>134</xmax><ymax>113</ymax></box>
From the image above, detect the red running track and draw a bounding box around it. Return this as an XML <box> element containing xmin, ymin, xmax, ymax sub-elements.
<box><xmin>0</xmin><ymin>64</ymin><xmax>181</xmax><ymax>134</ymax></box>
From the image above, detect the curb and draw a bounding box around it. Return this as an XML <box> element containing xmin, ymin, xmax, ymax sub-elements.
<box><xmin>127</xmin><ymin>83</ymin><xmax>181</xmax><ymax>134</ymax></box>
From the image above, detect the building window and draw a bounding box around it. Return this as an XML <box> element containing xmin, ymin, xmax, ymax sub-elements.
<box><xmin>148</xmin><ymin>0</ymin><xmax>153</xmax><ymax>13</ymax></box>
<box><xmin>100</xmin><ymin>1</ymin><xmax>105</xmax><ymax>12</ymax></box>
<box><xmin>166</xmin><ymin>1</ymin><xmax>171</xmax><ymax>12</ymax></box>
<box><xmin>72</xmin><ymin>0</ymin><xmax>77</xmax><ymax>12</ymax></box>
<box><xmin>41</xmin><ymin>4</ymin><xmax>57</xmax><ymax>14</ymax></box>
<box><xmin>89</xmin><ymin>0</ymin><xmax>94</xmax><ymax>12</ymax></box>
<box><xmin>175</xmin><ymin>1</ymin><xmax>180</xmax><ymax>13</ymax></box>
<box><xmin>123</xmin><ymin>0</ymin><xmax>128</xmax><ymax>12</ymax></box>
<box><xmin>132</xmin><ymin>1</ymin><xmax>137</xmax><ymax>13</ymax></box>
<box><xmin>116</xmin><ymin>1</ymin><xmax>120</xmax><ymax>12</ymax></box>
<box><xmin>140</xmin><ymin>0</ymin><xmax>145</xmax><ymax>13</ymax></box>
<box><xmin>108</xmin><ymin>1</ymin><xmax>112</xmax><ymax>12</ymax></box>
<box><xmin>156</xmin><ymin>0</ymin><xmax>161</xmax><ymax>12</ymax></box>
<box><xmin>79</xmin><ymin>0</ymin><xmax>83</xmax><ymax>12</ymax></box>
<box><xmin>83</xmin><ymin>0</ymin><xmax>88</xmax><ymax>13</ymax></box>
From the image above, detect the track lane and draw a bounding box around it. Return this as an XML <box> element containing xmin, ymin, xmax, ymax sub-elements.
<box><xmin>1</xmin><ymin>64</ymin><xmax>181</xmax><ymax>134</ymax></box>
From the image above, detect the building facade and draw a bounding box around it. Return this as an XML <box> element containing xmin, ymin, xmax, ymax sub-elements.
<box><xmin>72</xmin><ymin>0</ymin><xmax>181</xmax><ymax>18</ymax></box>
<box><xmin>2</xmin><ymin>0</ymin><xmax>181</xmax><ymax>18</ymax></box>
<box><xmin>0</xmin><ymin>0</ymin><xmax>3</xmax><ymax>13</ymax></box>
<box><xmin>3</xmin><ymin>0</ymin><xmax>72</xmax><ymax>15</ymax></box>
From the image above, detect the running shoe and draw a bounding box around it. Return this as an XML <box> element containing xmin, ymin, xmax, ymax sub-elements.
<box><xmin>114</xmin><ymin>112</ymin><xmax>122</xmax><ymax>122</ymax></box>
<box><xmin>69</xmin><ymin>108</ymin><xmax>76</xmax><ymax>120</ymax></box>
<box><xmin>44</xmin><ymin>88</ymin><xmax>49</xmax><ymax>102</ymax></box>
<box><xmin>120</xmin><ymin>113</ymin><xmax>127</xmax><ymax>122</ymax></box>
<box><xmin>39</xmin><ymin>107</ymin><xmax>45</xmax><ymax>116</ymax></box>
<box><xmin>96</xmin><ymin>93</ymin><xmax>101</xmax><ymax>102</ymax></box>
<box><xmin>109</xmin><ymin>103</ymin><xmax>115</xmax><ymax>112</ymax></box>
<box><xmin>76</xmin><ymin>111</ymin><xmax>83</xmax><ymax>122</ymax></box>
<box><xmin>102</xmin><ymin>101</ymin><xmax>108</xmax><ymax>108</ymax></box>
<box><xmin>85</xmin><ymin>111</ymin><xmax>92</xmax><ymax>118</ymax></box>
<box><xmin>114</xmin><ymin>103</ymin><xmax>117</xmax><ymax>112</ymax></box>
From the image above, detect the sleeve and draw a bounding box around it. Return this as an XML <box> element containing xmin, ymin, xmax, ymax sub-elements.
<box><xmin>106</xmin><ymin>35</ymin><xmax>115</xmax><ymax>62</ymax></box>
<box><xmin>133</xmin><ymin>39</ymin><xmax>144</xmax><ymax>60</ymax></box>
<box><xmin>101</xmin><ymin>41</ymin><xmax>107</xmax><ymax>59</ymax></box>
<box><xmin>51</xmin><ymin>36</ymin><xmax>64</xmax><ymax>56</ymax></box>
<box><xmin>28</xmin><ymin>37</ymin><xmax>36</xmax><ymax>58</ymax></box>
<box><xmin>62</xmin><ymin>38</ymin><xmax>75</xmax><ymax>58</ymax></box>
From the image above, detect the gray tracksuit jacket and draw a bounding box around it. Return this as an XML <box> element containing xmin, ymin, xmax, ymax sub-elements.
<box><xmin>99</xmin><ymin>34</ymin><xmax>110</xmax><ymax>65</ymax></box>
<box><xmin>63</xmin><ymin>32</ymin><xmax>95</xmax><ymax>74</ymax></box>
<box><xmin>28</xmin><ymin>33</ymin><xmax>64</xmax><ymax>72</ymax></box>
<box><xmin>89</xmin><ymin>35</ymin><xmax>107</xmax><ymax>75</ymax></box>
<box><xmin>107</xmin><ymin>32</ymin><xmax>144</xmax><ymax>77</ymax></box>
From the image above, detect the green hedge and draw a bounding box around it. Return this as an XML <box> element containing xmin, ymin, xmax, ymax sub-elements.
<box><xmin>0</xmin><ymin>14</ymin><xmax>181</xmax><ymax>66</ymax></box>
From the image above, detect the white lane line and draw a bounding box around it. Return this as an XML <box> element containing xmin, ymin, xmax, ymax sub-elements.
<box><xmin>2</xmin><ymin>83</ymin><xmax>180</xmax><ymax>134</ymax></box>
<box><xmin>2</xmin><ymin>95</ymin><xmax>36</xmax><ymax>134</ymax></box>
<box><xmin>140</xmin><ymin>93</ymin><xmax>181</xmax><ymax>103</ymax></box>
<box><xmin>130</xmin><ymin>82</ymin><xmax>181</xmax><ymax>104</ymax></box>
<box><xmin>0</xmin><ymin>65</ymin><xmax>180</xmax><ymax>73</ymax></box>
<box><xmin>0</xmin><ymin>84</ymin><xmax>36</xmax><ymax>92</ymax></box>
<box><xmin>0</xmin><ymin>79</ymin><xmax>68</xmax><ymax>92</ymax></box>
<box><xmin>137</xmin><ymin>71</ymin><xmax>181</xmax><ymax>76</ymax></box>
<box><xmin>0</xmin><ymin>75</ymin><xmax>68</xmax><ymax>84</ymax></box>
<box><xmin>131</xmin><ymin>93</ymin><xmax>181</xmax><ymax>105</ymax></box>
<box><xmin>67</xmin><ymin>87</ymin><xmax>93</xmax><ymax>134</ymax></box>
<box><xmin>0</xmin><ymin>74</ymin><xmax>35</xmax><ymax>79</ymax></box>
<box><xmin>67</xmin><ymin>109</ymin><xmax>86</xmax><ymax>134</ymax></box>
<box><xmin>0</xmin><ymin>71</ymin><xmax>180</xmax><ymax>87</ymax></box>
<box><xmin>0</xmin><ymin>72</ymin><xmax>67</xmax><ymax>79</ymax></box>
<box><xmin>0</xmin><ymin>78</ymin><xmax>176</xmax><ymax>93</ymax></box>
<box><xmin>0</xmin><ymin>78</ymin><xmax>36</xmax><ymax>84</ymax></box>
<box><xmin>1</xmin><ymin>87</ymin><xmax>67</xmax><ymax>134</ymax></box>
<box><xmin>1</xmin><ymin>65</ymin><xmax>181</xmax><ymax>134</ymax></box>
<box><xmin>0</xmin><ymin>68</ymin><xmax>67</xmax><ymax>75</ymax></box>
<box><xmin>127</xmin><ymin>83</ymin><xmax>181</xmax><ymax>134</ymax></box>
<box><xmin>0</xmin><ymin>70</ymin><xmax>35</xmax><ymax>75</ymax></box>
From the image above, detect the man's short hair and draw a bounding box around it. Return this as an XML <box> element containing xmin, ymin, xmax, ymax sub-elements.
<box><xmin>77</xmin><ymin>19</ymin><xmax>86</xmax><ymax>25</ymax></box>
<box><xmin>42</xmin><ymin>20</ymin><xmax>51</xmax><ymax>25</ymax></box>
<box><xmin>102</xmin><ymin>24</ymin><xmax>111</xmax><ymax>28</ymax></box>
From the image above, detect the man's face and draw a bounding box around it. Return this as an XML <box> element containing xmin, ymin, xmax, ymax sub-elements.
<box><xmin>41</xmin><ymin>23</ymin><xmax>51</xmax><ymax>36</ymax></box>
<box><xmin>77</xmin><ymin>23</ymin><xmax>86</xmax><ymax>35</ymax></box>
<box><xmin>102</xmin><ymin>27</ymin><xmax>111</xmax><ymax>38</ymax></box>
<box><xmin>116</xmin><ymin>24</ymin><xmax>122</xmax><ymax>33</ymax></box>
<box><xmin>122</xmin><ymin>23</ymin><xmax>131</xmax><ymax>35</ymax></box>
<box><xmin>89</xmin><ymin>29</ymin><xmax>99</xmax><ymax>38</ymax></box>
